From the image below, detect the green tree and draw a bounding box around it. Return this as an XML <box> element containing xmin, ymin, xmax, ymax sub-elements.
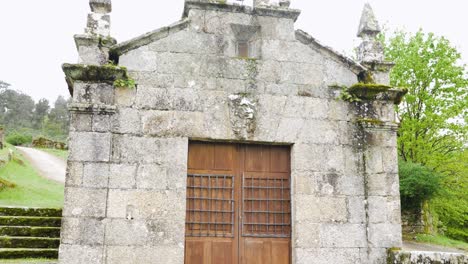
<box><xmin>381</xmin><ymin>30</ymin><xmax>468</xmax><ymax>241</ymax></box>
<box><xmin>381</xmin><ymin>30</ymin><xmax>468</xmax><ymax>168</ymax></box>
<box><xmin>33</xmin><ymin>98</ymin><xmax>50</xmax><ymax>129</ymax></box>
<box><xmin>0</xmin><ymin>81</ymin><xmax>10</xmax><ymax>90</ymax></box>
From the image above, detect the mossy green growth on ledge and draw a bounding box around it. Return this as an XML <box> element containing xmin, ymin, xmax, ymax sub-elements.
<box><xmin>62</xmin><ymin>63</ymin><xmax>136</xmax><ymax>94</ymax></box>
<box><xmin>346</xmin><ymin>83</ymin><xmax>408</xmax><ymax>104</ymax></box>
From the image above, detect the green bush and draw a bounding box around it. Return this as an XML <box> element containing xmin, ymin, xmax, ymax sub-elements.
<box><xmin>6</xmin><ymin>133</ymin><xmax>32</xmax><ymax>146</ymax></box>
<box><xmin>399</xmin><ymin>160</ymin><xmax>441</xmax><ymax>211</ymax></box>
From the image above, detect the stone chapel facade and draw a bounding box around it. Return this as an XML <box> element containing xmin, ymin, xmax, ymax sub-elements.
<box><xmin>60</xmin><ymin>0</ymin><xmax>407</xmax><ymax>263</ymax></box>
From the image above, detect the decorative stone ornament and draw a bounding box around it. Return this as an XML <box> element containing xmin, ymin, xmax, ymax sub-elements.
<box><xmin>90</xmin><ymin>0</ymin><xmax>112</xmax><ymax>14</ymax></box>
<box><xmin>279</xmin><ymin>0</ymin><xmax>291</xmax><ymax>8</ymax></box>
<box><xmin>357</xmin><ymin>3</ymin><xmax>381</xmax><ymax>39</ymax></box>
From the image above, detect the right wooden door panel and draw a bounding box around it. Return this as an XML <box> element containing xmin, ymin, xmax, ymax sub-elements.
<box><xmin>185</xmin><ymin>142</ymin><xmax>291</xmax><ymax>264</ymax></box>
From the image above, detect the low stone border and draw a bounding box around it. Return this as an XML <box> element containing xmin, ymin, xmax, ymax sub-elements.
<box><xmin>388</xmin><ymin>250</ymin><xmax>467</xmax><ymax>264</ymax></box>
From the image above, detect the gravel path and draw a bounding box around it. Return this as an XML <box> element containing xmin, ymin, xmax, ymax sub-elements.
<box><xmin>16</xmin><ymin>147</ymin><xmax>66</xmax><ymax>184</ymax></box>
<box><xmin>403</xmin><ymin>241</ymin><xmax>467</xmax><ymax>254</ymax></box>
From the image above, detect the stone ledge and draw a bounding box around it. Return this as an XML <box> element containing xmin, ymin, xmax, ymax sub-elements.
<box><xmin>388</xmin><ymin>250</ymin><xmax>467</xmax><ymax>264</ymax></box>
<box><xmin>63</xmin><ymin>63</ymin><xmax>130</xmax><ymax>96</ymax></box>
<box><xmin>183</xmin><ymin>1</ymin><xmax>301</xmax><ymax>21</ymax></box>
<box><xmin>355</xmin><ymin>118</ymin><xmax>399</xmax><ymax>132</ymax></box>
<box><xmin>68</xmin><ymin>103</ymin><xmax>116</xmax><ymax>114</ymax></box>
<box><xmin>348</xmin><ymin>83</ymin><xmax>408</xmax><ymax>104</ymax></box>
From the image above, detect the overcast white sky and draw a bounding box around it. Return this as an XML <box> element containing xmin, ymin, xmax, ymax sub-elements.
<box><xmin>0</xmin><ymin>0</ymin><xmax>467</xmax><ymax>103</ymax></box>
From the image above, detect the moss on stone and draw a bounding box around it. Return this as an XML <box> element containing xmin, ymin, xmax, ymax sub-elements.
<box><xmin>356</xmin><ymin>118</ymin><xmax>385</xmax><ymax>126</ymax></box>
<box><xmin>346</xmin><ymin>83</ymin><xmax>408</xmax><ymax>104</ymax></box>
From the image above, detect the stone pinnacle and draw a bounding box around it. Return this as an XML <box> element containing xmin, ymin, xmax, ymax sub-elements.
<box><xmin>90</xmin><ymin>0</ymin><xmax>112</xmax><ymax>14</ymax></box>
<box><xmin>357</xmin><ymin>3</ymin><xmax>381</xmax><ymax>38</ymax></box>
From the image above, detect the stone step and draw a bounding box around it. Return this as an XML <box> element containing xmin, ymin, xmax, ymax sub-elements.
<box><xmin>0</xmin><ymin>248</ymin><xmax>58</xmax><ymax>259</ymax></box>
<box><xmin>0</xmin><ymin>207</ymin><xmax>62</xmax><ymax>217</ymax></box>
<box><xmin>0</xmin><ymin>236</ymin><xmax>60</xmax><ymax>249</ymax></box>
<box><xmin>0</xmin><ymin>226</ymin><xmax>61</xmax><ymax>238</ymax></box>
<box><xmin>0</xmin><ymin>216</ymin><xmax>62</xmax><ymax>227</ymax></box>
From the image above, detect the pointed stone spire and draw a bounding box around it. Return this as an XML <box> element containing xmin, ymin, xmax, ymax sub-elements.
<box><xmin>357</xmin><ymin>3</ymin><xmax>381</xmax><ymax>39</ymax></box>
<box><xmin>90</xmin><ymin>0</ymin><xmax>112</xmax><ymax>13</ymax></box>
<box><xmin>356</xmin><ymin>3</ymin><xmax>393</xmax><ymax>85</ymax></box>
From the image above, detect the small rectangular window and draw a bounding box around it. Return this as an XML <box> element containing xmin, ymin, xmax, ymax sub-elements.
<box><xmin>237</xmin><ymin>42</ymin><xmax>249</xmax><ymax>58</ymax></box>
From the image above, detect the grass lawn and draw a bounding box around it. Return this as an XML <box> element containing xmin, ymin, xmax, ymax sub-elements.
<box><xmin>0</xmin><ymin>259</ymin><xmax>57</xmax><ymax>263</ymax></box>
<box><xmin>37</xmin><ymin>148</ymin><xmax>68</xmax><ymax>161</ymax></box>
<box><xmin>0</xmin><ymin>144</ymin><xmax>64</xmax><ymax>208</ymax></box>
<box><xmin>415</xmin><ymin>234</ymin><xmax>468</xmax><ymax>251</ymax></box>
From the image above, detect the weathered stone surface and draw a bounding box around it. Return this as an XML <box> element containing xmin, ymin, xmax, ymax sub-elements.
<box><xmin>61</xmin><ymin>1</ymin><xmax>405</xmax><ymax>263</ymax></box>
<box><xmin>82</xmin><ymin>163</ymin><xmax>110</xmax><ymax>188</ymax></box>
<box><xmin>106</xmin><ymin>189</ymin><xmax>186</xmax><ymax>220</ymax></box>
<box><xmin>63</xmin><ymin>187</ymin><xmax>107</xmax><ymax>218</ymax></box>
<box><xmin>295</xmin><ymin>195</ymin><xmax>347</xmax><ymax>223</ymax></box>
<box><xmin>111</xmin><ymin>135</ymin><xmax>187</xmax><ymax>165</ymax></box>
<box><xmin>65</xmin><ymin>161</ymin><xmax>83</xmax><ymax>187</ymax></box>
<box><xmin>295</xmin><ymin>248</ymin><xmax>361</xmax><ymax>264</ymax></box>
<box><xmin>105</xmin><ymin>245</ymin><xmax>184</xmax><ymax>264</ymax></box>
<box><xmin>68</xmin><ymin>132</ymin><xmax>111</xmax><ymax>162</ymax></box>
<box><xmin>59</xmin><ymin>244</ymin><xmax>104</xmax><ymax>264</ymax></box>
<box><xmin>320</xmin><ymin>223</ymin><xmax>367</xmax><ymax>248</ymax></box>
<box><xmin>61</xmin><ymin>217</ymin><xmax>105</xmax><ymax>245</ymax></box>
<box><xmin>108</xmin><ymin>163</ymin><xmax>137</xmax><ymax>189</ymax></box>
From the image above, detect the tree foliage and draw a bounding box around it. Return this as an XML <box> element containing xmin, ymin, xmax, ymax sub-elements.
<box><xmin>381</xmin><ymin>30</ymin><xmax>468</xmax><ymax>241</ymax></box>
<box><xmin>399</xmin><ymin>160</ymin><xmax>440</xmax><ymax>212</ymax></box>
<box><xmin>0</xmin><ymin>87</ymin><xmax>69</xmax><ymax>142</ymax></box>
<box><xmin>381</xmin><ymin>30</ymin><xmax>468</xmax><ymax>168</ymax></box>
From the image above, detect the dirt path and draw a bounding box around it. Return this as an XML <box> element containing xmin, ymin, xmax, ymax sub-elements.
<box><xmin>16</xmin><ymin>147</ymin><xmax>66</xmax><ymax>183</ymax></box>
<box><xmin>403</xmin><ymin>241</ymin><xmax>467</xmax><ymax>254</ymax></box>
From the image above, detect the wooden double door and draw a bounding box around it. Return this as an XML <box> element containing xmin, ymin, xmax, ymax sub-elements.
<box><xmin>185</xmin><ymin>142</ymin><xmax>291</xmax><ymax>264</ymax></box>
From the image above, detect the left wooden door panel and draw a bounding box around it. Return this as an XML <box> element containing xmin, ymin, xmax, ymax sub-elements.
<box><xmin>185</xmin><ymin>142</ymin><xmax>238</xmax><ymax>264</ymax></box>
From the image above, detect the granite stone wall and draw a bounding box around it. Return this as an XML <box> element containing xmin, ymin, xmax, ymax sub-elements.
<box><xmin>59</xmin><ymin>1</ymin><xmax>404</xmax><ymax>263</ymax></box>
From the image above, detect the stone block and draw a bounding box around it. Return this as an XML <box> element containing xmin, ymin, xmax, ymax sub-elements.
<box><xmin>317</xmin><ymin>172</ymin><xmax>364</xmax><ymax>196</ymax></box>
<box><xmin>135</xmin><ymin>86</ymin><xmax>202</xmax><ymax>112</ymax></box>
<box><xmin>109</xmin><ymin>163</ymin><xmax>137</xmax><ymax>189</ymax></box>
<box><xmin>365</xmin><ymin>146</ymin><xmax>384</xmax><ymax>174</ymax></box>
<box><xmin>368</xmin><ymin>223</ymin><xmax>402</xmax><ymax>248</ymax></box>
<box><xmin>295</xmin><ymin>195</ymin><xmax>347</xmax><ymax>223</ymax></box>
<box><xmin>59</xmin><ymin>244</ymin><xmax>104</xmax><ymax>264</ymax></box>
<box><xmin>367</xmin><ymin>173</ymin><xmax>399</xmax><ymax>196</ymax></box>
<box><xmin>136</xmin><ymin>164</ymin><xmax>168</xmax><ymax>190</ymax></box>
<box><xmin>112</xmin><ymin>135</ymin><xmax>188</xmax><ymax>165</ymax></box>
<box><xmin>92</xmin><ymin>114</ymin><xmax>111</xmax><ymax>132</ymax></box>
<box><xmin>82</xmin><ymin>163</ymin><xmax>109</xmax><ymax>188</ymax></box>
<box><xmin>292</xmin><ymin>170</ymin><xmax>318</xmax><ymax>195</ymax></box>
<box><xmin>368</xmin><ymin>196</ymin><xmax>387</xmax><ymax>224</ymax></box>
<box><xmin>328</xmin><ymin>100</ymin><xmax>353</xmax><ymax>121</ymax></box>
<box><xmin>65</xmin><ymin>161</ymin><xmax>83</xmax><ymax>187</ymax></box>
<box><xmin>63</xmin><ymin>187</ymin><xmax>107</xmax><ymax>218</ymax></box>
<box><xmin>70</xmin><ymin>113</ymin><xmax>92</xmax><ymax>132</ymax></box>
<box><xmin>348</xmin><ymin>196</ymin><xmax>366</xmax><ymax>224</ymax></box>
<box><xmin>73</xmin><ymin>82</ymin><xmax>114</xmax><ymax>105</ymax></box>
<box><xmin>61</xmin><ymin>217</ymin><xmax>105</xmax><ymax>245</ymax></box>
<box><xmin>106</xmin><ymin>189</ymin><xmax>186</xmax><ymax>220</ymax></box>
<box><xmin>141</xmin><ymin>111</ymin><xmax>204</xmax><ymax>137</ymax></box>
<box><xmin>275</xmin><ymin>117</ymin><xmax>305</xmax><ymax>142</ymax></box>
<box><xmin>320</xmin><ymin>223</ymin><xmax>367</xmax><ymax>248</ymax></box>
<box><xmin>294</xmin><ymin>221</ymin><xmax>320</xmax><ymax>248</ymax></box>
<box><xmin>295</xmin><ymin>248</ymin><xmax>361</xmax><ymax>264</ymax></box>
<box><xmin>112</xmin><ymin>108</ymin><xmax>141</xmax><ymax>134</ymax></box>
<box><xmin>105</xmin><ymin>219</ymin><xmax>150</xmax><ymax>246</ymax></box>
<box><xmin>105</xmin><ymin>245</ymin><xmax>184</xmax><ymax>264</ymax></box>
<box><xmin>115</xmin><ymin>86</ymin><xmax>136</xmax><ymax>107</ymax></box>
<box><xmin>68</xmin><ymin>132</ymin><xmax>111</xmax><ymax>162</ymax></box>
<box><xmin>292</xmin><ymin>144</ymin><xmax>345</xmax><ymax>173</ymax></box>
